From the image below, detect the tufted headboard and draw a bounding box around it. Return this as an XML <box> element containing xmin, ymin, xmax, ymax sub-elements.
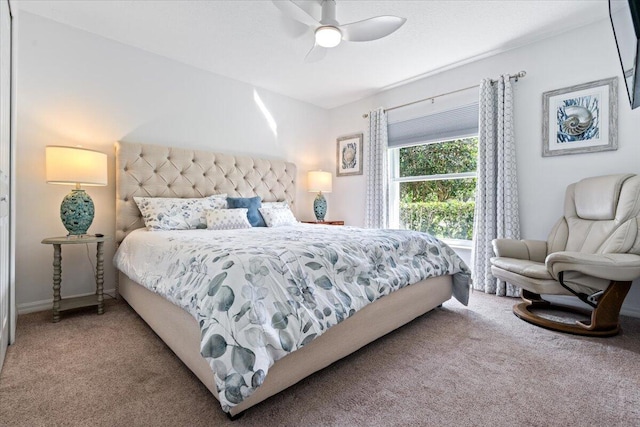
<box><xmin>115</xmin><ymin>141</ymin><xmax>297</xmax><ymax>244</ymax></box>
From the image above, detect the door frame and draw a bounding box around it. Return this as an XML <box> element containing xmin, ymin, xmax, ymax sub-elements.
<box><xmin>1</xmin><ymin>0</ymin><xmax>15</xmax><ymax>346</ymax></box>
<box><xmin>8</xmin><ymin>0</ymin><xmax>14</xmax><ymax>344</ymax></box>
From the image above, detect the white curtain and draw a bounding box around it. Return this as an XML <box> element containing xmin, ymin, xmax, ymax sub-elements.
<box><xmin>365</xmin><ymin>107</ymin><xmax>389</xmax><ymax>229</ymax></box>
<box><xmin>472</xmin><ymin>75</ymin><xmax>521</xmax><ymax>296</ymax></box>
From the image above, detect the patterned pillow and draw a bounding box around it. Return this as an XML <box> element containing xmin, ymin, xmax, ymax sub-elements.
<box><xmin>134</xmin><ymin>194</ymin><xmax>227</xmax><ymax>231</ymax></box>
<box><xmin>262</xmin><ymin>201</ymin><xmax>289</xmax><ymax>209</ymax></box>
<box><xmin>258</xmin><ymin>207</ymin><xmax>298</xmax><ymax>227</ymax></box>
<box><xmin>206</xmin><ymin>208</ymin><xmax>252</xmax><ymax>230</ymax></box>
<box><xmin>227</xmin><ymin>196</ymin><xmax>265</xmax><ymax>227</ymax></box>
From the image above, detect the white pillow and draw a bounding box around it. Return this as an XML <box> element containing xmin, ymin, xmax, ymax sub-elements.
<box><xmin>262</xmin><ymin>201</ymin><xmax>289</xmax><ymax>209</ymax></box>
<box><xmin>134</xmin><ymin>194</ymin><xmax>227</xmax><ymax>231</ymax></box>
<box><xmin>206</xmin><ymin>208</ymin><xmax>252</xmax><ymax>230</ymax></box>
<box><xmin>258</xmin><ymin>207</ymin><xmax>298</xmax><ymax>227</ymax></box>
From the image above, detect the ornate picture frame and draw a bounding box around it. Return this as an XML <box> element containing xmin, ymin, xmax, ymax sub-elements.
<box><xmin>336</xmin><ymin>133</ymin><xmax>363</xmax><ymax>176</ymax></box>
<box><xmin>542</xmin><ymin>77</ymin><xmax>618</xmax><ymax>157</ymax></box>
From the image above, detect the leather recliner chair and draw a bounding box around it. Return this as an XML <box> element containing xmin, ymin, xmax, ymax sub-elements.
<box><xmin>490</xmin><ymin>173</ymin><xmax>640</xmax><ymax>336</ymax></box>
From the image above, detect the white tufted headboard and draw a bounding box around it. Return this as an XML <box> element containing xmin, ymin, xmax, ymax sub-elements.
<box><xmin>115</xmin><ymin>141</ymin><xmax>297</xmax><ymax>244</ymax></box>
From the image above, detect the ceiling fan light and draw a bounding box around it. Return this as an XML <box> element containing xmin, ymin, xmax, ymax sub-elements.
<box><xmin>315</xmin><ymin>26</ymin><xmax>342</xmax><ymax>48</ymax></box>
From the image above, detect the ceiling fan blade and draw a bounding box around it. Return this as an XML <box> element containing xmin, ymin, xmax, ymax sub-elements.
<box><xmin>278</xmin><ymin>14</ymin><xmax>311</xmax><ymax>39</ymax></box>
<box><xmin>340</xmin><ymin>16</ymin><xmax>407</xmax><ymax>42</ymax></box>
<box><xmin>272</xmin><ymin>0</ymin><xmax>320</xmax><ymax>27</ymax></box>
<box><xmin>304</xmin><ymin>43</ymin><xmax>327</xmax><ymax>63</ymax></box>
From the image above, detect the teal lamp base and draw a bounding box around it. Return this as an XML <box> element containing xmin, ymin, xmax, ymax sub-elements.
<box><xmin>313</xmin><ymin>192</ymin><xmax>327</xmax><ymax>222</ymax></box>
<box><xmin>60</xmin><ymin>189</ymin><xmax>95</xmax><ymax>235</ymax></box>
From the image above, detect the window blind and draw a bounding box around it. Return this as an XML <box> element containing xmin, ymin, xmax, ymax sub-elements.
<box><xmin>387</xmin><ymin>103</ymin><xmax>479</xmax><ymax>148</ymax></box>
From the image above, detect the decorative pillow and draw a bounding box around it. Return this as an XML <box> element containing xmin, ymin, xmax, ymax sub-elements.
<box><xmin>259</xmin><ymin>207</ymin><xmax>298</xmax><ymax>227</ymax></box>
<box><xmin>262</xmin><ymin>201</ymin><xmax>289</xmax><ymax>209</ymax></box>
<box><xmin>206</xmin><ymin>208</ymin><xmax>252</xmax><ymax>230</ymax></box>
<box><xmin>207</xmin><ymin>195</ymin><xmax>228</xmax><ymax>209</ymax></box>
<box><xmin>227</xmin><ymin>196</ymin><xmax>266</xmax><ymax>227</ymax></box>
<box><xmin>134</xmin><ymin>194</ymin><xmax>227</xmax><ymax>231</ymax></box>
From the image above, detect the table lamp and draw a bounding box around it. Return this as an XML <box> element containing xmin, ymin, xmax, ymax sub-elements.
<box><xmin>307</xmin><ymin>170</ymin><xmax>332</xmax><ymax>222</ymax></box>
<box><xmin>46</xmin><ymin>146</ymin><xmax>108</xmax><ymax>236</ymax></box>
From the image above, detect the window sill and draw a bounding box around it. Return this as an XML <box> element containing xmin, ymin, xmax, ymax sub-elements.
<box><xmin>442</xmin><ymin>238</ymin><xmax>472</xmax><ymax>250</ymax></box>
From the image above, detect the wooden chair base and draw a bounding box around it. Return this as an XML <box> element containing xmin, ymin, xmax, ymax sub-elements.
<box><xmin>512</xmin><ymin>282</ymin><xmax>632</xmax><ymax>337</ymax></box>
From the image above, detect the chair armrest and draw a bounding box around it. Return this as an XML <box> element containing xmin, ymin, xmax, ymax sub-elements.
<box><xmin>491</xmin><ymin>239</ymin><xmax>548</xmax><ymax>263</ymax></box>
<box><xmin>546</xmin><ymin>252</ymin><xmax>640</xmax><ymax>282</ymax></box>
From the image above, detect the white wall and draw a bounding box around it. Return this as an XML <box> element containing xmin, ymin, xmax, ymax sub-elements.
<box><xmin>327</xmin><ymin>18</ymin><xmax>640</xmax><ymax>317</ymax></box>
<box><xmin>16</xmin><ymin>12</ymin><xmax>640</xmax><ymax>318</ymax></box>
<box><xmin>15</xmin><ymin>13</ymin><xmax>329</xmax><ymax>310</ymax></box>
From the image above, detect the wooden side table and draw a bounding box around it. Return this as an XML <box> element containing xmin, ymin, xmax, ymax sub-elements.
<box><xmin>301</xmin><ymin>220</ymin><xmax>345</xmax><ymax>226</ymax></box>
<box><xmin>41</xmin><ymin>235</ymin><xmax>111</xmax><ymax>322</ymax></box>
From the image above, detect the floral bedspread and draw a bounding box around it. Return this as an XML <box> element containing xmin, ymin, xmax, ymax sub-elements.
<box><xmin>114</xmin><ymin>225</ymin><xmax>470</xmax><ymax>412</ymax></box>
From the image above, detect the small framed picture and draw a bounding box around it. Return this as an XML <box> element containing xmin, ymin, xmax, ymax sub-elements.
<box><xmin>542</xmin><ymin>77</ymin><xmax>618</xmax><ymax>157</ymax></box>
<box><xmin>336</xmin><ymin>133</ymin><xmax>363</xmax><ymax>176</ymax></box>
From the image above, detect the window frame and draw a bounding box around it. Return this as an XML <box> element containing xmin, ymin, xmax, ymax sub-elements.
<box><xmin>388</xmin><ymin>137</ymin><xmax>478</xmax><ymax>247</ymax></box>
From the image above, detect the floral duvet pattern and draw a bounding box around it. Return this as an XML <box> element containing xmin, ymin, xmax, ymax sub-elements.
<box><xmin>114</xmin><ymin>225</ymin><xmax>470</xmax><ymax>412</ymax></box>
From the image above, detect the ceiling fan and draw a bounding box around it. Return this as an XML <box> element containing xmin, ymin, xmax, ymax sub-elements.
<box><xmin>272</xmin><ymin>0</ymin><xmax>407</xmax><ymax>62</ymax></box>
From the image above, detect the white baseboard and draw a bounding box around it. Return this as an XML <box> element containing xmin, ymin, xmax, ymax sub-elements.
<box><xmin>17</xmin><ymin>288</ymin><xmax>118</xmax><ymax>315</ymax></box>
<box><xmin>18</xmin><ymin>288</ymin><xmax>640</xmax><ymax>318</ymax></box>
<box><xmin>621</xmin><ymin>305</ymin><xmax>640</xmax><ymax>318</ymax></box>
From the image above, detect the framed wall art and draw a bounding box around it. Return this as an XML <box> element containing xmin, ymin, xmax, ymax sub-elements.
<box><xmin>336</xmin><ymin>133</ymin><xmax>363</xmax><ymax>176</ymax></box>
<box><xmin>542</xmin><ymin>77</ymin><xmax>618</xmax><ymax>157</ymax></box>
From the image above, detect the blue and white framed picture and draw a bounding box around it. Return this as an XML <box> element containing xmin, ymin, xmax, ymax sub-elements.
<box><xmin>336</xmin><ymin>133</ymin><xmax>363</xmax><ymax>176</ymax></box>
<box><xmin>542</xmin><ymin>77</ymin><xmax>618</xmax><ymax>157</ymax></box>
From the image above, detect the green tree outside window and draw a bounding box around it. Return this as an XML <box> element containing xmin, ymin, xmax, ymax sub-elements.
<box><xmin>398</xmin><ymin>137</ymin><xmax>477</xmax><ymax>240</ymax></box>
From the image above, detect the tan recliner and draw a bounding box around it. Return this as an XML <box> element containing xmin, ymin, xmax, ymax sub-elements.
<box><xmin>490</xmin><ymin>173</ymin><xmax>640</xmax><ymax>336</ymax></box>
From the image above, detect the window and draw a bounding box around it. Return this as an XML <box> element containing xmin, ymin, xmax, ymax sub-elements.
<box><xmin>387</xmin><ymin>103</ymin><xmax>479</xmax><ymax>246</ymax></box>
<box><xmin>389</xmin><ymin>138</ymin><xmax>477</xmax><ymax>244</ymax></box>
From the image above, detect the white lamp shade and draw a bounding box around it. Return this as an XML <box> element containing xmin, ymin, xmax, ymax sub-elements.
<box><xmin>315</xmin><ymin>26</ymin><xmax>342</xmax><ymax>48</ymax></box>
<box><xmin>308</xmin><ymin>170</ymin><xmax>332</xmax><ymax>193</ymax></box>
<box><xmin>46</xmin><ymin>145</ymin><xmax>108</xmax><ymax>186</ymax></box>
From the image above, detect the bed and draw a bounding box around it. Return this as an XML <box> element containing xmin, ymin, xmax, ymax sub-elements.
<box><xmin>113</xmin><ymin>141</ymin><xmax>470</xmax><ymax>417</ymax></box>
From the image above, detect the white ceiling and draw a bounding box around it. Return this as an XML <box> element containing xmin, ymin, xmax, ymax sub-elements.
<box><xmin>13</xmin><ymin>0</ymin><xmax>609</xmax><ymax>109</ymax></box>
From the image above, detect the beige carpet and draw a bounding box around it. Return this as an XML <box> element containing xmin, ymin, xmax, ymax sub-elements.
<box><xmin>1</xmin><ymin>291</ymin><xmax>639</xmax><ymax>427</ymax></box>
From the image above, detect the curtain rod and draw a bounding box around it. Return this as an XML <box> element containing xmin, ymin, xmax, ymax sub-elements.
<box><xmin>362</xmin><ymin>70</ymin><xmax>526</xmax><ymax>118</ymax></box>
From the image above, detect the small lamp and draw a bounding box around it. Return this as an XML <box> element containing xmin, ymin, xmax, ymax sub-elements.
<box><xmin>307</xmin><ymin>170</ymin><xmax>332</xmax><ymax>222</ymax></box>
<box><xmin>46</xmin><ymin>145</ymin><xmax>108</xmax><ymax>236</ymax></box>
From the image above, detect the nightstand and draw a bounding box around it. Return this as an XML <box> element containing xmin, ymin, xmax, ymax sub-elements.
<box><xmin>41</xmin><ymin>235</ymin><xmax>111</xmax><ymax>322</ymax></box>
<box><xmin>302</xmin><ymin>220</ymin><xmax>345</xmax><ymax>226</ymax></box>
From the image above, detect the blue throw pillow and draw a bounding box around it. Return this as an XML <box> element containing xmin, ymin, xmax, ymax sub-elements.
<box><xmin>227</xmin><ymin>196</ymin><xmax>266</xmax><ymax>227</ymax></box>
